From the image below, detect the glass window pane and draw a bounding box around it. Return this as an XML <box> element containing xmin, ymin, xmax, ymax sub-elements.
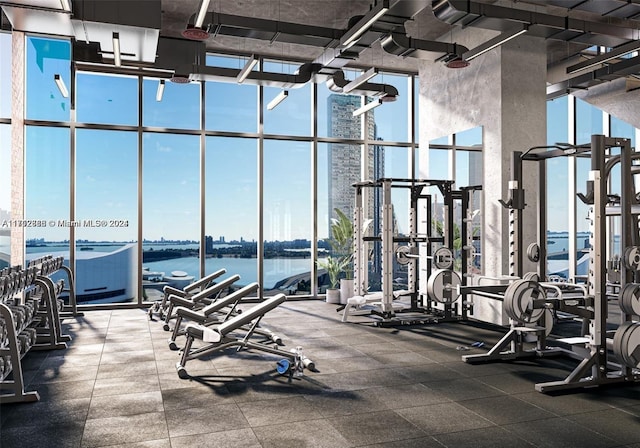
<box><xmin>263</xmin><ymin>85</ymin><xmax>311</xmax><ymax>136</ymax></box>
<box><xmin>576</xmin><ymin>157</ymin><xmax>590</xmax><ymax>279</ymax></box>
<box><xmin>611</xmin><ymin>116</ymin><xmax>635</xmax><ymax>147</ymax></box>
<box><xmin>0</xmin><ymin>124</ymin><xmax>10</xmax><ymax>268</ymax></box>
<box><xmin>76</xmin><ymin>73</ymin><xmax>137</xmax><ymax>125</ymax></box>
<box><xmin>264</xmin><ymin>140</ymin><xmax>312</xmax><ymax>295</ymax></box>
<box><xmin>0</xmin><ymin>33</ymin><xmax>11</xmax><ymax>119</ymax></box>
<box><xmin>576</xmin><ymin>98</ymin><xmax>602</xmax><ymax>145</ymax></box>
<box><xmin>369</xmin><ymin>72</ymin><xmax>409</xmax><ymax>142</ymax></box>
<box><xmin>547</xmin><ymin>96</ymin><xmax>568</xmax><ymax>146</ymax></box>
<box><xmin>205</xmin><ymin>136</ymin><xmax>258</xmax><ymax>288</ymax></box>
<box><xmin>456</xmin><ymin>127</ymin><xmax>482</xmax><ymax>147</ymax></box>
<box><xmin>143</xmin><ymin>133</ymin><xmax>200</xmax><ymax>289</ymax></box>
<box><xmin>25</xmin><ymin>126</ymin><xmax>70</xmax><ymax>262</ymax></box>
<box><xmin>76</xmin><ymin>129</ymin><xmax>138</xmax><ymax>304</ymax></box>
<box><xmin>317</xmin><ymin>70</ymin><xmax>363</xmax><ymax>139</ymax></box>
<box><xmin>546</xmin><ymin>158</ymin><xmax>569</xmax><ymax>278</ymax></box>
<box><xmin>26</xmin><ymin>37</ymin><xmax>70</xmax><ymax>122</ymax></box>
<box><xmin>205</xmin><ymin>81</ymin><xmax>257</xmax><ymax>133</ymax></box>
<box><xmin>143</xmin><ymin>77</ymin><xmax>200</xmax><ymax>129</ymax></box>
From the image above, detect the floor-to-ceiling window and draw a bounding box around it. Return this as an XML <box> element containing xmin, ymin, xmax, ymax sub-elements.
<box><xmin>20</xmin><ymin>35</ymin><xmax>420</xmax><ymax>304</ymax></box>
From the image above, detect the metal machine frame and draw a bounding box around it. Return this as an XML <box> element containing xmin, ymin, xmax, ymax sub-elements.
<box><xmin>464</xmin><ymin>135</ymin><xmax>640</xmax><ymax>393</ymax></box>
<box><xmin>349</xmin><ymin>177</ymin><xmax>480</xmax><ymax>325</ymax></box>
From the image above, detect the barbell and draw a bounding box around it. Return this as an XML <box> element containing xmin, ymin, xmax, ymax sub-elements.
<box><xmin>395</xmin><ymin>246</ymin><xmax>454</xmax><ymax>270</ymax></box>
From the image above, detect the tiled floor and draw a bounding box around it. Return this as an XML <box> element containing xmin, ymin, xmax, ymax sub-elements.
<box><xmin>2</xmin><ymin>300</ymin><xmax>640</xmax><ymax>448</ymax></box>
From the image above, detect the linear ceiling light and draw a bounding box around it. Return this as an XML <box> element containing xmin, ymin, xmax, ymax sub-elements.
<box><xmin>54</xmin><ymin>74</ymin><xmax>68</xmax><ymax>98</ymax></box>
<box><xmin>463</xmin><ymin>24</ymin><xmax>529</xmax><ymax>62</ymax></box>
<box><xmin>353</xmin><ymin>98</ymin><xmax>382</xmax><ymax>117</ymax></box>
<box><xmin>341</xmin><ymin>0</ymin><xmax>389</xmax><ymax>48</ymax></box>
<box><xmin>194</xmin><ymin>0</ymin><xmax>211</xmax><ymax>28</ymax></box>
<box><xmin>156</xmin><ymin>79</ymin><xmax>165</xmax><ymax>102</ymax></box>
<box><xmin>112</xmin><ymin>32</ymin><xmax>121</xmax><ymax>67</ymax></box>
<box><xmin>267</xmin><ymin>90</ymin><xmax>288</xmax><ymax>110</ymax></box>
<box><xmin>567</xmin><ymin>40</ymin><xmax>640</xmax><ymax>74</ymax></box>
<box><xmin>60</xmin><ymin>0</ymin><xmax>71</xmax><ymax>12</ymax></box>
<box><xmin>237</xmin><ymin>55</ymin><xmax>258</xmax><ymax>83</ymax></box>
<box><xmin>343</xmin><ymin>68</ymin><xmax>379</xmax><ymax>93</ymax></box>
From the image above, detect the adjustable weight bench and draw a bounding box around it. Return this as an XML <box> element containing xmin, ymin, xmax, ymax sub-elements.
<box><xmin>168</xmin><ymin>282</ymin><xmax>282</xmax><ymax>350</ymax></box>
<box><xmin>162</xmin><ymin>274</ymin><xmax>241</xmax><ymax>331</ymax></box>
<box><xmin>176</xmin><ymin>293</ymin><xmax>314</xmax><ymax>379</ymax></box>
<box><xmin>148</xmin><ymin>268</ymin><xmax>227</xmax><ymax>321</ymax></box>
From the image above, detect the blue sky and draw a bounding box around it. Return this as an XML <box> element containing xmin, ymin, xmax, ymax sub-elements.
<box><xmin>4</xmin><ymin>34</ymin><xmax>637</xmax><ymax>244</ymax></box>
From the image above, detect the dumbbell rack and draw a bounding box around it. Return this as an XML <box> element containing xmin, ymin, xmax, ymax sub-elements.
<box><xmin>0</xmin><ymin>258</ymin><xmax>73</xmax><ymax>403</ymax></box>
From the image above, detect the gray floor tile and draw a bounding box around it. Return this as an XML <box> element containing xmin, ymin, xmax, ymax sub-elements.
<box><xmin>0</xmin><ymin>397</ymin><xmax>90</xmax><ymax>428</ymax></box>
<box><xmin>512</xmin><ymin>390</ymin><xmax>618</xmax><ymax>416</ymax></box>
<box><xmin>503</xmin><ymin>417</ymin><xmax>620</xmax><ymax>448</ymax></box>
<box><xmin>97</xmin><ymin>360</ymin><xmax>159</xmax><ymax>380</ymax></box>
<box><xmin>360</xmin><ymin>436</ymin><xmax>443</xmax><ymax>448</ymax></box>
<box><xmin>170</xmin><ymin>428</ymin><xmax>261</xmax><ymax>448</ymax></box>
<box><xmin>81</xmin><ymin>412</ymin><xmax>169</xmax><ymax>448</ymax></box>
<box><xmin>27</xmin><ymin>379</ymin><xmax>96</xmax><ymax>401</ymax></box>
<box><xmin>328</xmin><ymin>410</ymin><xmax>426</xmax><ymax>445</ymax></box>
<box><xmin>394</xmin><ymin>363</ymin><xmax>467</xmax><ymax>383</ymax></box>
<box><xmin>423</xmin><ymin>377</ymin><xmax>505</xmax><ymax>401</ymax></box>
<box><xmin>434</xmin><ymin>425</ymin><xmax>536</xmax><ymax>448</ymax></box>
<box><xmin>87</xmin><ymin>391</ymin><xmax>164</xmax><ymax>419</ymax></box>
<box><xmin>239</xmin><ymin>395</ymin><xmax>324</xmax><ymax>427</ymax></box>
<box><xmin>100</xmin><ymin>350</ymin><xmax>156</xmax><ymax>364</ymax></box>
<box><xmin>253</xmin><ymin>418</ymin><xmax>353</xmax><ymax>448</ymax></box>
<box><xmin>161</xmin><ymin>384</ymin><xmax>235</xmax><ymax>410</ymax></box>
<box><xmin>303</xmin><ymin>388</ymin><xmax>388</xmax><ymax>417</ymax></box>
<box><xmin>29</xmin><ymin>364</ymin><xmax>99</xmax><ymax>384</ymax></box>
<box><xmin>395</xmin><ymin>402</ymin><xmax>494</xmax><ymax>435</ymax></box>
<box><xmin>458</xmin><ymin>395</ymin><xmax>555</xmax><ymax>424</ymax></box>
<box><xmin>567</xmin><ymin>408</ymin><xmax>640</xmax><ymax>445</ymax></box>
<box><xmin>94</xmin><ymin>440</ymin><xmax>171</xmax><ymax>448</ymax></box>
<box><xmin>93</xmin><ymin>375</ymin><xmax>160</xmax><ymax>397</ymax></box>
<box><xmin>1</xmin><ymin>421</ymin><xmax>85</xmax><ymax>448</ymax></box>
<box><xmin>165</xmin><ymin>403</ymin><xmax>249</xmax><ymax>438</ymax></box>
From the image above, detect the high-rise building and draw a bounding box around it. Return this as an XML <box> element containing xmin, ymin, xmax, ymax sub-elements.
<box><xmin>327</xmin><ymin>94</ymin><xmax>382</xmax><ymax>228</ymax></box>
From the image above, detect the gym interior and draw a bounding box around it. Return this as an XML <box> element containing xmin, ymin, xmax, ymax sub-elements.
<box><xmin>2</xmin><ymin>1</ymin><xmax>640</xmax><ymax>447</ymax></box>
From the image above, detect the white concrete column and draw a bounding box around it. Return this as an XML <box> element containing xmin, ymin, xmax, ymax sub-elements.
<box><xmin>419</xmin><ymin>31</ymin><xmax>546</xmax><ymax>324</ymax></box>
<box><xmin>10</xmin><ymin>31</ymin><xmax>24</xmax><ymax>267</ymax></box>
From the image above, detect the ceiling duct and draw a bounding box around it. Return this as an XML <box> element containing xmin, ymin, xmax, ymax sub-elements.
<box><xmin>432</xmin><ymin>0</ymin><xmax>640</xmax><ymax>48</ymax></box>
<box><xmin>326</xmin><ymin>70</ymin><xmax>399</xmax><ymax>99</ymax></box>
<box><xmin>380</xmin><ymin>32</ymin><xmax>469</xmax><ymax>65</ymax></box>
<box><xmin>547</xmin><ymin>53</ymin><xmax>640</xmax><ymax>99</ymax></box>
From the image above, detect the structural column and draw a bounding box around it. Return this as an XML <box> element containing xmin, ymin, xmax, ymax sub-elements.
<box><xmin>419</xmin><ymin>30</ymin><xmax>546</xmax><ymax>324</ymax></box>
<box><xmin>10</xmin><ymin>31</ymin><xmax>24</xmax><ymax>267</ymax></box>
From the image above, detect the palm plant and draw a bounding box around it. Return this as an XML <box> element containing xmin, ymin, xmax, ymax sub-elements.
<box><xmin>316</xmin><ymin>255</ymin><xmax>349</xmax><ymax>289</ymax></box>
<box><xmin>329</xmin><ymin>208</ymin><xmax>354</xmax><ymax>279</ymax></box>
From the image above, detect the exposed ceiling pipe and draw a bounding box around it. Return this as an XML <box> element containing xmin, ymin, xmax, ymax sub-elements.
<box><xmin>547</xmin><ymin>54</ymin><xmax>640</xmax><ymax>99</ymax></box>
<box><xmin>380</xmin><ymin>32</ymin><xmax>469</xmax><ymax>66</ymax></box>
<box><xmin>326</xmin><ymin>70</ymin><xmax>399</xmax><ymax>99</ymax></box>
<box><xmin>432</xmin><ymin>0</ymin><xmax>640</xmax><ymax>49</ymax></box>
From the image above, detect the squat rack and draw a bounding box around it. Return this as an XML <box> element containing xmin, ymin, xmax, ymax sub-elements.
<box><xmin>350</xmin><ymin>177</ymin><xmax>480</xmax><ymax>325</ymax></box>
<box><xmin>464</xmin><ymin>135</ymin><xmax>640</xmax><ymax>393</ymax></box>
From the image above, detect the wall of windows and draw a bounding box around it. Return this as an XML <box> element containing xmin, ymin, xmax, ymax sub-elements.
<box><xmin>18</xmin><ymin>35</ymin><xmax>420</xmax><ymax>304</ymax></box>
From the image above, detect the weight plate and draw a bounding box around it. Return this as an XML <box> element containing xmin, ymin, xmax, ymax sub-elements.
<box><xmin>527</xmin><ymin>243</ymin><xmax>540</xmax><ymax>263</ymax></box>
<box><xmin>613</xmin><ymin>322</ymin><xmax>640</xmax><ymax>368</ymax></box>
<box><xmin>503</xmin><ymin>279</ymin><xmax>545</xmax><ymax>323</ymax></box>
<box><xmin>623</xmin><ymin>246</ymin><xmax>640</xmax><ymax>271</ymax></box>
<box><xmin>619</xmin><ymin>283</ymin><xmax>640</xmax><ymax>316</ymax></box>
<box><xmin>427</xmin><ymin>269</ymin><xmax>461</xmax><ymax>304</ymax></box>
<box><xmin>433</xmin><ymin>246</ymin><xmax>454</xmax><ymax>270</ymax></box>
<box><xmin>395</xmin><ymin>245</ymin><xmax>412</xmax><ymax>266</ymax></box>
<box><xmin>523</xmin><ymin>272</ymin><xmax>540</xmax><ymax>282</ymax></box>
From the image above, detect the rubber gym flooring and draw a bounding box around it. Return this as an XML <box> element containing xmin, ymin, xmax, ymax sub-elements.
<box><xmin>2</xmin><ymin>300</ymin><xmax>640</xmax><ymax>448</ymax></box>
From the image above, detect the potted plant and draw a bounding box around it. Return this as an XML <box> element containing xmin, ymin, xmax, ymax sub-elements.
<box><xmin>316</xmin><ymin>256</ymin><xmax>346</xmax><ymax>303</ymax></box>
<box><xmin>330</xmin><ymin>208</ymin><xmax>355</xmax><ymax>304</ymax></box>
